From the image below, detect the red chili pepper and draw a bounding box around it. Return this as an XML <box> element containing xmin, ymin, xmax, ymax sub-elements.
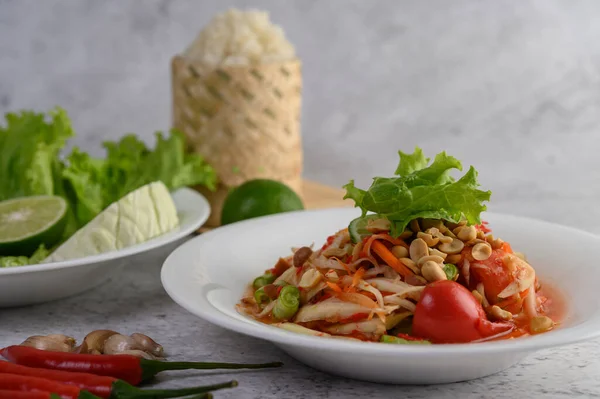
<box><xmin>0</xmin><ymin>374</ymin><xmax>98</xmax><ymax>399</ymax></box>
<box><xmin>1</xmin><ymin>346</ymin><xmax>282</xmax><ymax>386</ymax></box>
<box><xmin>320</xmin><ymin>234</ymin><xmax>336</xmax><ymax>250</ymax></box>
<box><xmin>0</xmin><ymin>391</ymin><xmax>62</xmax><ymax>399</ymax></box>
<box><xmin>0</xmin><ymin>361</ymin><xmax>235</xmax><ymax>398</ymax></box>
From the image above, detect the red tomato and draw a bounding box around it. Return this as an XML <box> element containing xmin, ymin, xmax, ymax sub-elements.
<box><xmin>412</xmin><ymin>280</ymin><xmax>513</xmax><ymax>343</ymax></box>
<box><xmin>467</xmin><ymin>249</ymin><xmax>513</xmax><ymax>304</ymax></box>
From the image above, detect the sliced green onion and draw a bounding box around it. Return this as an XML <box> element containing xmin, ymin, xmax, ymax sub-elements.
<box><xmin>253</xmin><ymin>272</ymin><xmax>276</xmax><ymax>289</ymax></box>
<box><xmin>254</xmin><ymin>287</ymin><xmax>270</xmax><ymax>305</ymax></box>
<box><xmin>380</xmin><ymin>335</ymin><xmax>431</xmax><ymax>345</ymax></box>
<box><xmin>443</xmin><ymin>263</ymin><xmax>459</xmax><ymax>281</ymax></box>
<box><xmin>272</xmin><ymin>285</ymin><xmax>300</xmax><ymax>320</ymax></box>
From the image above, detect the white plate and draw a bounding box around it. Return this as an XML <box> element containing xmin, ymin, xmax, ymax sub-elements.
<box><xmin>162</xmin><ymin>208</ymin><xmax>600</xmax><ymax>384</ymax></box>
<box><xmin>0</xmin><ymin>188</ymin><xmax>210</xmax><ymax>308</ymax></box>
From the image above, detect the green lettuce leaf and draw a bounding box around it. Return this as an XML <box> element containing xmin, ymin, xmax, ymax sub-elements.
<box><xmin>0</xmin><ymin>245</ymin><xmax>49</xmax><ymax>267</ymax></box>
<box><xmin>63</xmin><ymin>129</ymin><xmax>217</xmax><ymax>226</ymax></box>
<box><xmin>104</xmin><ymin>130</ymin><xmax>217</xmax><ymax>199</ymax></box>
<box><xmin>1</xmin><ymin>107</ymin><xmax>218</xmax><ymax>263</ymax></box>
<box><xmin>394</xmin><ymin>147</ymin><xmax>429</xmax><ymax>176</ymax></box>
<box><xmin>62</xmin><ymin>148</ymin><xmax>107</xmax><ymax>226</ymax></box>
<box><xmin>0</xmin><ymin>107</ymin><xmax>74</xmax><ymax>200</ymax></box>
<box><xmin>344</xmin><ymin>147</ymin><xmax>491</xmax><ymax>237</ymax></box>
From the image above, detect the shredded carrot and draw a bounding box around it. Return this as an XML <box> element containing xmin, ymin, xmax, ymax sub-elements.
<box><xmin>371</xmin><ymin>240</ymin><xmax>414</xmax><ymax>278</ymax></box>
<box><xmin>326</xmin><ymin>281</ymin><xmax>343</xmax><ymax>293</ymax></box>
<box><xmin>332</xmin><ymin>257</ymin><xmax>354</xmax><ymax>274</ymax></box>
<box><xmin>362</xmin><ymin>235</ymin><xmax>376</xmax><ymax>260</ymax></box>
<box><xmin>358</xmin><ymin>290</ymin><xmax>377</xmax><ymax>301</ymax></box>
<box><xmin>378</xmin><ymin>233</ymin><xmax>409</xmax><ymax>248</ymax></box>
<box><xmin>352</xmin><ymin>268</ymin><xmax>366</xmax><ymax>287</ymax></box>
<box><xmin>344</xmin><ymin>286</ymin><xmax>358</xmax><ymax>294</ymax></box>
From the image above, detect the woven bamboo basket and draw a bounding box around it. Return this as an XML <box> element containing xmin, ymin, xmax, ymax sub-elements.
<box><xmin>171</xmin><ymin>56</ymin><xmax>303</xmax><ymax>226</ymax></box>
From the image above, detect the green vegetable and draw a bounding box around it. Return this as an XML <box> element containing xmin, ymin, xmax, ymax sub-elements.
<box><xmin>253</xmin><ymin>272</ymin><xmax>276</xmax><ymax>289</ymax></box>
<box><xmin>443</xmin><ymin>263</ymin><xmax>459</xmax><ymax>281</ymax></box>
<box><xmin>254</xmin><ymin>287</ymin><xmax>270</xmax><ymax>305</ymax></box>
<box><xmin>0</xmin><ymin>107</ymin><xmax>217</xmax><ymax>261</ymax></box>
<box><xmin>0</xmin><ymin>108</ymin><xmax>73</xmax><ymax>201</ymax></box>
<box><xmin>272</xmin><ymin>285</ymin><xmax>300</xmax><ymax>320</ymax></box>
<box><xmin>221</xmin><ymin>179</ymin><xmax>304</xmax><ymax>225</ymax></box>
<box><xmin>0</xmin><ymin>245</ymin><xmax>49</xmax><ymax>267</ymax></box>
<box><xmin>63</xmin><ymin>131</ymin><xmax>217</xmax><ymax>226</ymax></box>
<box><xmin>348</xmin><ymin>214</ymin><xmax>382</xmax><ymax>244</ymax></box>
<box><xmin>344</xmin><ymin>147</ymin><xmax>491</xmax><ymax>237</ymax></box>
<box><xmin>380</xmin><ymin>335</ymin><xmax>431</xmax><ymax>345</ymax></box>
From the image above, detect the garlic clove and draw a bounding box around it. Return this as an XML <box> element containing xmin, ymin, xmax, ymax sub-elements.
<box><xmin>20</xmin><ymin>336</ymin><xmax>72</xmax><ymax>352</ymax></box>
<box><xmin>130</xmin><ymin>333</ymin><xmax>164</xmax><ymax>357</ymax></box>
<box><xmin>103</xmin><ymin>334</ymin><xmax>142</xmax><ymax>355</ymax></box>
<box><xmin>78</xmin><ymin>330</ymin><xmax>120</xmax><ymax>354</ymax></box>
<box><xmin>46</xmin><ymin>334</ymin><xmax>77</xmax><ymax>350</ymax></box>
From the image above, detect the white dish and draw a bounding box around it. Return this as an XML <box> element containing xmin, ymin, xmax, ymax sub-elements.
<box><xmin>162</xmin><ymin>207</ymin><xmax>600</xmax><ymax>384</ymax></box>
<box><xmin>0</xmin><ymin>188</ymin><xmax>210</xmax><ymax>308</ymax></box>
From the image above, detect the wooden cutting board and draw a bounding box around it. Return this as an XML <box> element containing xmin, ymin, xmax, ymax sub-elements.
<box><xmin>301</xmin><ymin>179</ymin><xmax>353</xmax><ymax>209</ymax></box>
<box><xmin>197</xmin><ymin>179</ymin><xmax>353</xmax><ymax>233</ymax></box>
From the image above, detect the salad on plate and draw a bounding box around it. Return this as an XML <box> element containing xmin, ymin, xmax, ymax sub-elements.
<box><xmin>0</xmin><ymin>107</ymin><xmax>216</xmax><ymax>267</ymax></box>
<box><xmin>239</xmin><ymin>148</ymin><xmax>564</xmax><ymax>344</ymax></box>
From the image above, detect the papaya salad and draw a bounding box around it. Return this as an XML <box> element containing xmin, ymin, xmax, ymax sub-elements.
<box><xmin>238</xmin><ymin>148</ymin><xmax>562</xmax><ymax>344</ymax></box>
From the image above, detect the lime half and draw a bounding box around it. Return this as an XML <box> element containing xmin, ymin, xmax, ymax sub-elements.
<box><xmin>0</xmin><ymin>196</ymin><xmax>68</xmax><ymax>256</ymax></box>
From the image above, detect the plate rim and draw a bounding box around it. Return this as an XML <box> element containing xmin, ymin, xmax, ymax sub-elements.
<box><xmin>161</xmin><ymin>207</ymin><xmax>600</xmax><ymax>356</ymax></box>
<box><xmin>0</xmin><ymin>187</ymin><xmax>210</xmax><ymax>276</ymax></box>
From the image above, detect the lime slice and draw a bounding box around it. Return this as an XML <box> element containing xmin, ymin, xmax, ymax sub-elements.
<box><xmin>0</xmin><ymin>196</ymin><xmax>68</xmax><ymax>256</ymax></box>
<box><xmin>221</xmin><ymin>179</ymin><xmax>304</xmax><ymax>225</ymax></box>
<box><xmin>348</xmin><ymin>214</ymin><xmax>382</xmax><ymax>243</ymax></box>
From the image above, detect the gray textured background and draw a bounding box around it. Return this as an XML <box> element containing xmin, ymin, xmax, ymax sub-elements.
<box><xmin>3</xmin><ymin>2</ymin><xmax>600</xmax><ymax>397</ymax></box>
<box><xmin>2</xmin><ymin>0</ymin><xmax>600</xmax><ymax>228</ymax></box>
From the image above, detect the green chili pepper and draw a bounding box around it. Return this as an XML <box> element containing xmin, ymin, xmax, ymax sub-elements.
<box><xmin>253</xmin><ymin>272</ymin><xmax>276</xmax><ymax>289</ymax></box>
<box><xmin>380</xmin><ymin>335</ymin><xmax>431</xmax><ymax>345</ymax></box>
<box><xmin>273</xmin><ymin>285</ymin><xmax>300</xmax><ymax>320</ymax></box>
<box><xmin>254</xmin><ymin>287</ymin><xmax>270</xmax><ymax>305</ymax></box>
<box><xmin>443</xmin><ymin>263</ymin><xmax>459</xmax><ymax>281</ymax></box>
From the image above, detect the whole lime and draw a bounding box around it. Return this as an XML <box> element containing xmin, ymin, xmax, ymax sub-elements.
<box><xmin>221</xmin><ymin>179</ymin><xmax>304</xmax><ymax>225</ymax></box>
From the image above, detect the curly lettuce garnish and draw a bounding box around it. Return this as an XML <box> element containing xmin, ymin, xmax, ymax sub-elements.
<box><xmin>343</xmin><ymin>147</ymin><xmax>491</xmax><ymax>237</ymax></box>
<box><xmin>63</xmin><ymin>131</ymin><xmax>217</xmax><ymax>226</ymax></box>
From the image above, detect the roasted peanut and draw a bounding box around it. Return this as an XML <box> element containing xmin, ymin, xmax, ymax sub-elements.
<box><xmin>530</xmin><ymin>316</ymin><xmax>554</xmax><ymax>334</ymax></box>
<box><xmin>438</xmin><ymin>238</ymin><xmax>465</xmax><ymax>254</ymax></box>
<box><xmin>421</xmin><ymin>261</ymin><xmax>447</xmax><ymax>282</ymax></box>
<box><xmin>489</xmin><ymin>305</ymin><xmax>513</xmax><ymax>321</ymax></box>
<box><xmin>457</xmin><ymin>225</ymin><xmax>477</xmax><ymax>242</ymax></box>
<box><xmin>472</xmin><ymin>242</ymin><xmax>492</xmax><ymax>261</ymax></box>
<box><xmin>409</xmin><ymin>238</ymin><xmax>429</xmax><ymax>262</ymax></box>
<box><xmin>417</xmin><ymin>231</ymin><xmax>439</xmax><ymax>247</ymax></box>
<box><xmin>391</xmin><ymin>245</ymin><xmax>409</xmax><ymax>259</ymax></box>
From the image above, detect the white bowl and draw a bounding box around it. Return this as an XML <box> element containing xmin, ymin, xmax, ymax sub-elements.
<box><xmin>161</xmin><ymin>208</ymin><xmax>600</xmax><ymax>384</ymax></box>
<box><xmin>0</xmin><ymin>188</ymin><xmax>210</xmax><ymax>308</ymax></box>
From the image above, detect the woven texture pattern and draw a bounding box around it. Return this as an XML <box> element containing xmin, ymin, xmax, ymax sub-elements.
<box><xmin>172</xmin><ymin>56</ymin><xmax>303</xmax><ymax>225</ymax></box>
